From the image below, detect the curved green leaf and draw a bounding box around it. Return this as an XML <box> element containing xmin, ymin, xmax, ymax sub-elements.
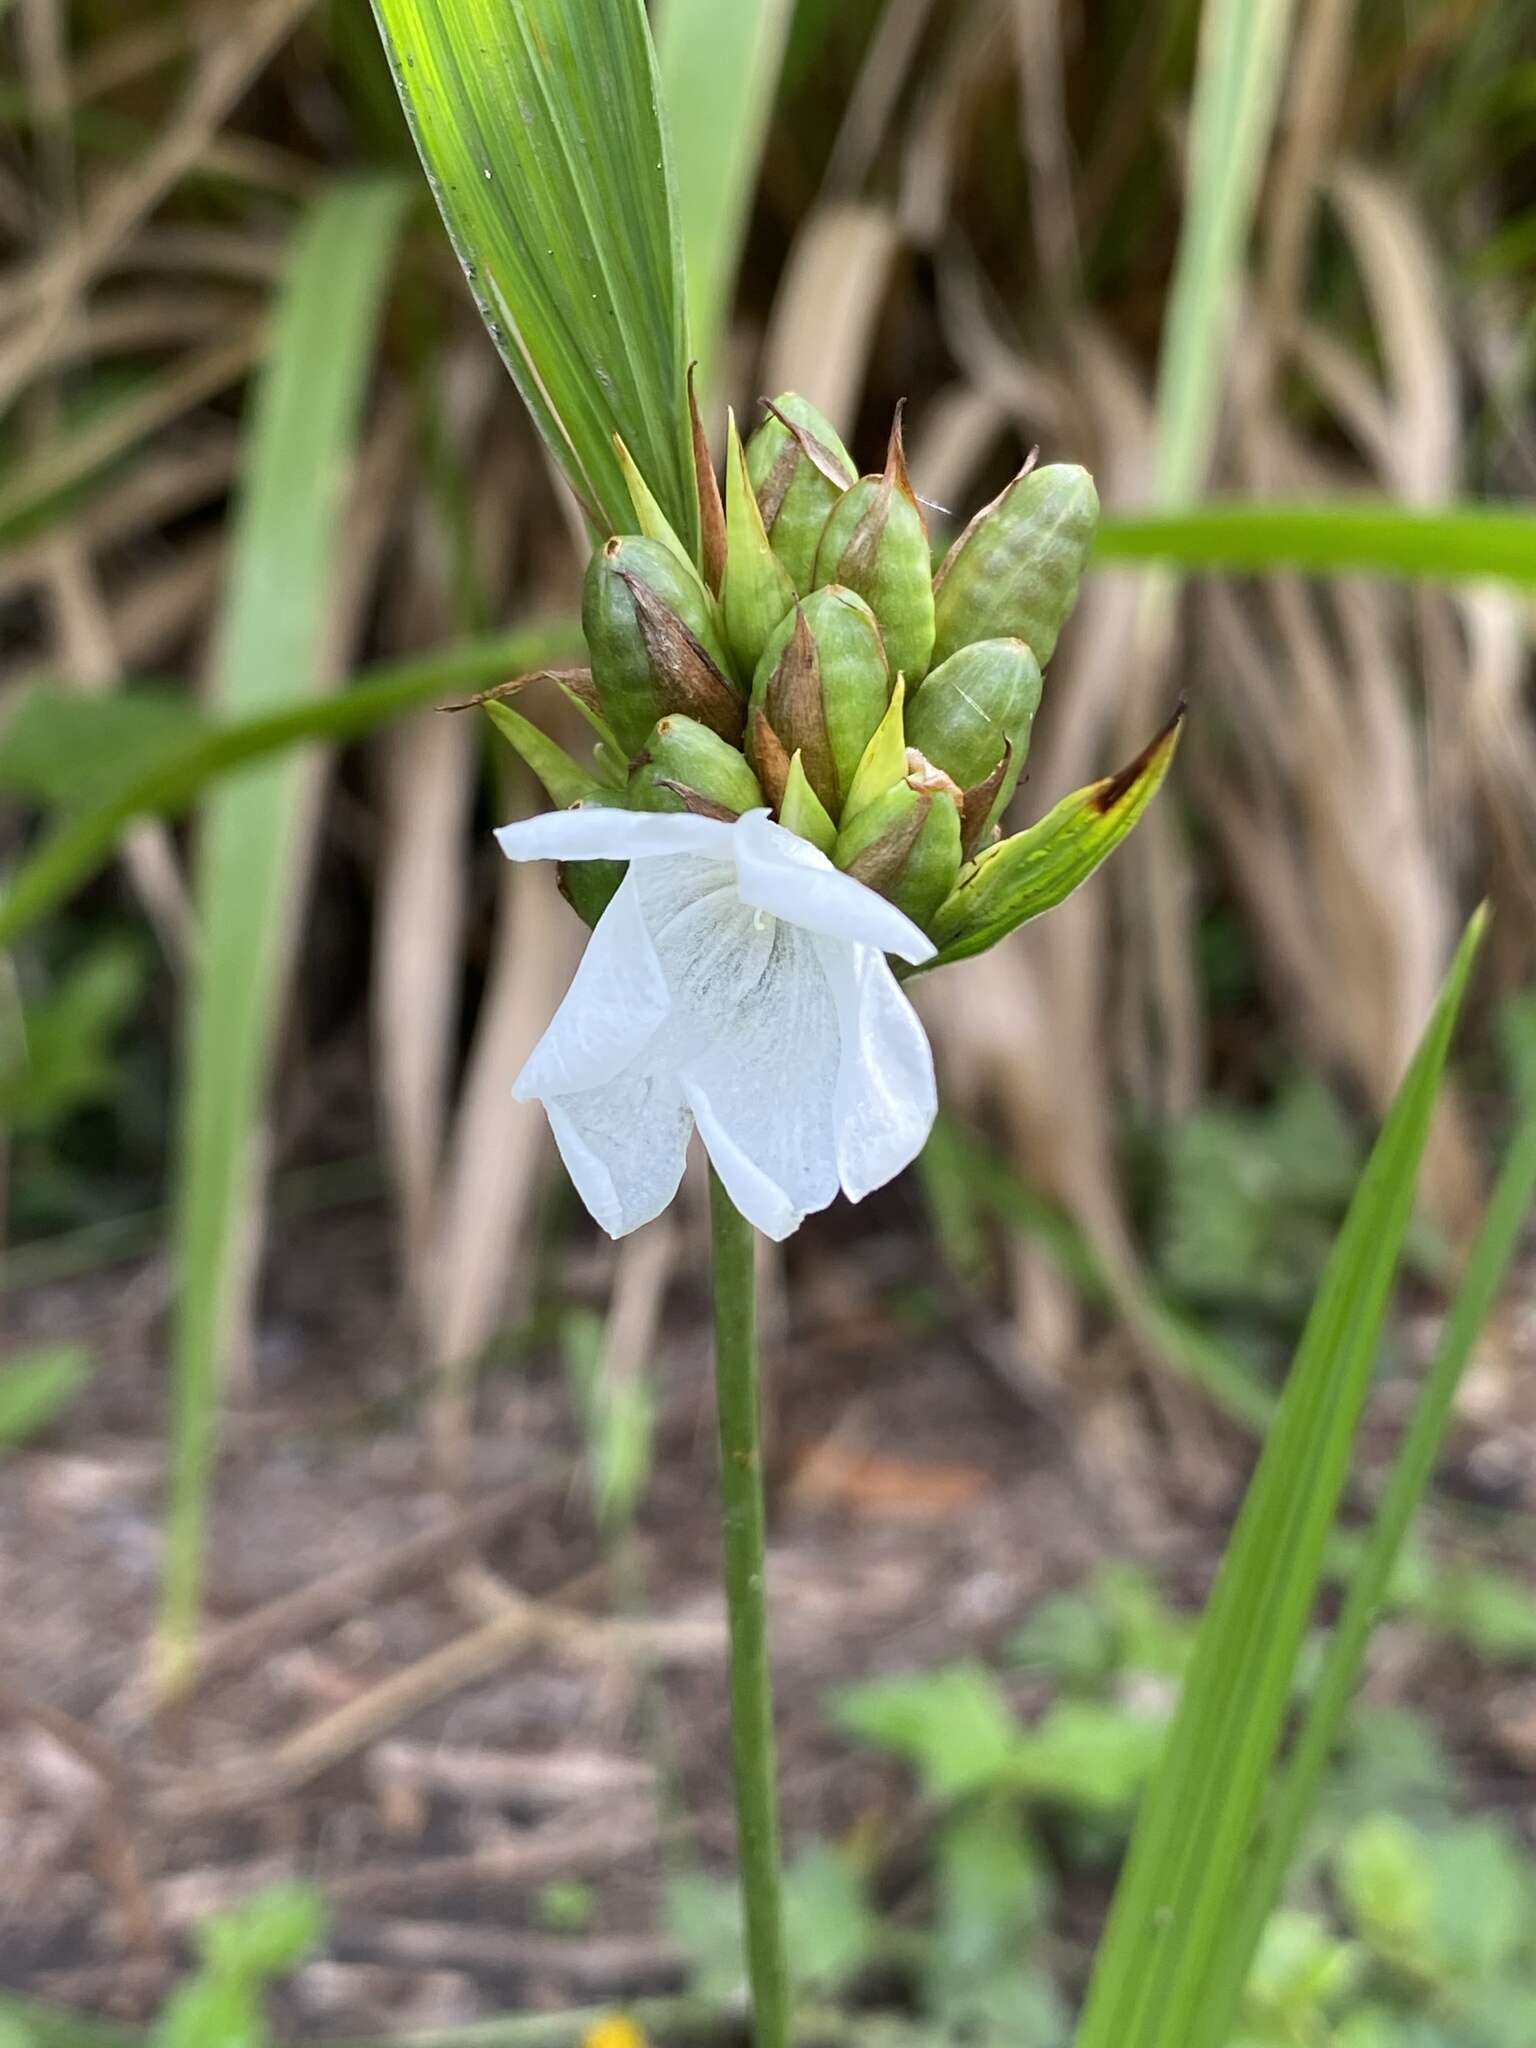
<box><xmin>0</xmin><ymin>626</ymin><xmax>576</xmax><ymax>956</ymax></box>
<box><xmin>1097</xmin><ymin>501</ymin><xmax>1536</xmax><ymax>589</ymax></box>
<box><xmin>1075</xmin><ymin>908</ymin><xmax>1488</xmax><ymax>2048</ymax></box>
<box><xmin>372</xmin><ymin>0</ymin><xmax>696</xmax><ymax>551</ymax></box>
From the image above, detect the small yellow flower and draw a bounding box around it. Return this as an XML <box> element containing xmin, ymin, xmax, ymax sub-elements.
<box><xmin>582</xmin><ymin>2017</ymin><xmax>646</xmax><ymax>2048</ymax></box>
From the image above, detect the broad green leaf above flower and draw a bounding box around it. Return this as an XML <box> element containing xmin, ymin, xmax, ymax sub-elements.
<box><xmin>495</xmin><ymin>807</ymin><xmax>936</xmax><ymax>1242</ymax></box>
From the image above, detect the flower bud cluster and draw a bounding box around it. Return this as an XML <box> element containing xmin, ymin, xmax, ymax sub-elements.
<box><xmin>483</xmin><ymin>392</ymin><xmax>1178</xmax><ymax>970</ymax></box>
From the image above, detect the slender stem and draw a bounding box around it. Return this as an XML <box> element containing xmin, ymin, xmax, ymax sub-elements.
<box><xmin>707</xmin><ymin>1168</ymin><xmax>791</xmax><ymax>2048</ymax></box>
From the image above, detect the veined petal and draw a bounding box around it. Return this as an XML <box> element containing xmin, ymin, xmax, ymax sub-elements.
<box><xmin>513</xmin><ymin>870</ymin><xmax>670</xmax><ymax>1099</ymax></box>
<box><xmin>496</xmin><ymin>806</ymin><xmax>737</xmax><ymax>866</ymax></box>
<box><xmin>815</xmin><ymin>936</ymin><xmax>937</xmax><ymax>1201</ymax></box>
<box><xmin>731</xmin><ymin>809</ymin><xmax>936</xmax><ymax>966</ymax></box>
<box><xmin>680</xmin><ymin>921</ymin><xmax>841</xmax><ymax>1241</ymax></box>
<box><xmin>544</xmin><ymin>1059</ymin><xmax>693</xmax><ymax>1238</ymax></box>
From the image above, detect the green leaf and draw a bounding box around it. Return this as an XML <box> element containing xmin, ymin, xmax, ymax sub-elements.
<box><xmin>782</xmin><ymin>1844</ymin><xmax>878</xmax><ymax>1995</ymax></box>
<box><xmin>656</xmin><ymin>0</ymin><xmax>795</xmax><ymax>401</ymax></box>
<box><xmin>1096</xmin><ymin>502</ymin><xmax>1536</xmax><ymax>591</ymax></box>
<box><xmin>1190</xmin><ymin>1026</ymin><xmax>1536</xmax><ymax>2040</ymax></box>
<box><xmin>1152</xmin><ymin>0</ymin><xmax>1299</xmax><ymax>504</ymax></box>
<box><xmin>1335</xmin><ymin>1814</ymin><xmax>1437</xmax><ymax>1962</ymax></box>
<box><xmin>0</xmin><ymin>1343</ymin><xmax>93</xmax><ymax>1449</ymax></box>
<box><xmin>0</xmin><ymin>626</ymin><xmax>577</xmax><ymax>954</ymax></box>
<box><xmin>0</xmin><ymin>939</ymin><xmax>145</xmax><ymax>1129</ymax></box>
<box><xmin>372</xmin><ymin>0</ymin><xmax>696</xmax><ymax>552</ymax></box>
<box><xmin>930</xmin><ymin>1801</ymin><xmax>1052</xmax><ymax>2005</ymax></box>
<box><xmin>0</xmin><ymin>689</ymin><xmax>199</xmax><ymax>810</ymax></box>
<box><xmin>1427</xmin><ymin>1821</ymin><xmax>1532</xmax><ymax>1982</ymax></box>
<box><xmin>831</xmin><ymin>1663</ymin><xmax>1018</xmax><ymax>1801</ymax></box>
<box><xmin>1004</xmin><ymin>1700</ymin><xmax>1167</xmax><ymax>1815</ymax></box>
<box><xmin>159</xmin><ymin>183</ymin><xmax>404</xmax><ymax>1683</ymax></box>
<box><xmin>919</xmin><ymin>706</ymin><xmax>1184</xmax><ymax>973</ymax></box>
<box><xmin>1074</xmin><ymin>908</ymin><xmax>1486</xmax><ymax>2048</ymax></box>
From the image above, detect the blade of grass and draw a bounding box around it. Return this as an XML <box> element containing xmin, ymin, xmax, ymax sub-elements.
<box><xmin>0</xmin><ymin>624</ymin><xmax>576</xmax><ymax>953</ymax></box>
<box><xmin>1074</xmin><ymin>906</ymin><xmax>1487</xmax><ymax>2048</ymax></box>
<box><xmin>156</xmin><ymin>181</ymin><xmax>404</xmax><ymax>1688</ymax></box>
<box><xmin>1186</xmin><ymin>1064</ymin><xmax>1536</xmax><ymax>2048</ymax></box>
<box><xmin>1097</xmin><ymin>500</ymin><xmax>1536</xmax><ymax>589</ymax></box>
<box><xmin>656</xmin><ymin>0</ymin><xmax>795</xmax><ymax>405</ymax></box>
<box><xmin>371</xmin><ymin>0</ymin><xmax>696</xmax><ymax>550</ymax></box>
<box><xmin>1153</xmin><ymin>0</ymin><xmax>1298</xmax><ymax>505</ymax></box>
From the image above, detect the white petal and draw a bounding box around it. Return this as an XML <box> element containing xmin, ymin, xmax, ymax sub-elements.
<box><xmin>544</xmin><ymin>1060</ymin><xmax>693</xmax><ymax>1238</ymax></box>
<box><xmin>513</xmin><ymin>870</ymin><xmax>670</xmax><ymax>1099</ymax></box>
<box><xmin>731</xmin><ymin>809</ymin><xmax>936</xmax><ymax>965</ymax></box>
<box><xmin>814</xmin><ymin>936</ymin><xmax>937</xmax><ymax>1202</ymax></box>
<box><xmin>496</xmin><ymin>806</ymin><xmax>737</xmax><ymax>866</ymax></box>
<box><xmin>681</xmin><ymin>922</ymin><xmax>841</xmax><ymax>1241</ymax></box>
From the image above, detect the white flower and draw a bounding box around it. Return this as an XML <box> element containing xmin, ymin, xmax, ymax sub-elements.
<box><xmin>495</xmin><ymin>807</ymin><xmax>937</xmax><ymax>1241</ymax></box>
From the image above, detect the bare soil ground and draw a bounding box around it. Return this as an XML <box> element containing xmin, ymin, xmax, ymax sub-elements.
<box><xmin>5</xmin><ymin>1193</ymin><xmax>1536</xmax><ymax>2038</ymax></box>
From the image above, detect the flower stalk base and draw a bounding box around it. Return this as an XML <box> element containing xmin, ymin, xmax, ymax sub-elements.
<box><xmin>708</xmin><ymin>1168</ymin><xmax>792</xmax><ymax>2048</ymax></box>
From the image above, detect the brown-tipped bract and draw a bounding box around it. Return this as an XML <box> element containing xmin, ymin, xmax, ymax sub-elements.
<box><xmin>931</xmin><ymin>461</ymin><xmax>1099</xmax><ymax>669</ymax></box>
<box><xmin>750</xmin><ymin>586</ymin><xmax>892</xmax><ymax>820</ymax></box>
<box><xmin>582</xmin><ymin>535</ymin><xmax>741</xmax><ymax>758</ymax></box>
<box><xmin>834</xmin><ymin>763</ymin><xmax>963</xmax><ymax>928</ymax></box>
<box><xmin>811</xmin><ymin>410</ymin><xmax>935</xmax><ymax>687</ymax></box>
<box><xmin>745</xmin><ymin>393</ymin><xmax>857</xmax><ymax>595</ymax></box>
<box><xmin>628</xmin><ymin>714</ymin><xmax>765</xmax><ymax>817</ymax></box>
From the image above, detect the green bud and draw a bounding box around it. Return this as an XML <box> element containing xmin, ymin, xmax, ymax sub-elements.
<box><xmin>931</xmin><ymin>460</ymin><xmax>1099</xmax><ymax>669</ymax></box>
<box><xmin>627</xmin><ymin>713</ymin><xmax>764</xmax><ymax>817</ymax></box>
<box><xmin>834</xmin><ymin>759</ymin><xmax>962</xmax><ymax>930</ymax></box>
<box><xmin>811</xmin><ymin>407</ymin><xmax>935</xmax><ymax>685</ymax></box>
<box><xmin>722</xmin><ymin>410</ymin><xmax>797</xmax><ymax>679</ymax></box>
<box><xmin>750</xmin><ymin>586</ymin><xmax>891</xmax><ymax>820</ymax></box>
<box><xmin>559</xmin><ymin>855</ymin><xmax>626</xmax><ymax>928</ymax></box>
<box><xmin>905</xmin><ymin>638</ymin><xmax>1042</xmax><ymax>855</ymax></box>
<box><xmin>582</xmin><ymin>535</ymin><xmax>741</xmax><ymax>758</ymax></box>
<box><xmin>918</xmin><ymin>705</ymin><xmax>1185</xmax><ymax>972</ymax></box>
<box><xmin>746</xmin><ymin>393</ymin><xmax>857</xmax><ymax>595</ymax></box>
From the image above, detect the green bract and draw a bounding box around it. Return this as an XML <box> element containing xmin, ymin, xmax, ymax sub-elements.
<box><xmin>745</xmin><ymin>392</ymin><xmax>857</xmax><ymax>595</ymax></box>
<box><xmin>931</xmin><ymin>461</ymin><xmax>1099</xmax><ymax>669</ymax></box>
<box><xmin>485</xmin><ymin>401</ymin><xmax>1172</xmax><ymax>958</ymax></box>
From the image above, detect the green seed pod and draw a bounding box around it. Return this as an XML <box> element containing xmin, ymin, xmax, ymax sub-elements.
<box><xmin>750</xmin><ymin>586</ymin><xmax>891</xmax><ymax>820</ymax></box>
<box><xmin>722</xmin><ymin>410</ymin><xmax>798</xmax><ymax>680</ymax></box>
<box><xmin>746</xmin><ymin>393</ymin><xmax>857</xmax><ymax>595</ymax></box>
<box><xmin>833</xmin><ymin>761</ymin><xmax>962</xmax><ymax>930</ymax></box>
<box><xmin>812</xmin><ymin>407</ymin><xmax>935</xmax><ymax>686</ymax></box>
<box><xmin>582</xmin><ymin>535</ymin><xmax>741</xmax><ymax>758</ymax></box>
<box><xmin>931</xmin><ymin>461</ymin><xmax>1099</xmax><ymax>669</ymax></box>
<box><xmin>905</xmin><ymin>637</ymin><xmax>1042</xmax><ymax>854</ymax></box>
<box><xmin>628</xmin><ymin>714</ymin><xmax>765</xmax><ymax>818</ymax></box>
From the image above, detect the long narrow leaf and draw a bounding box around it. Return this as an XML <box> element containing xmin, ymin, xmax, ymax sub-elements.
<box><xmin>1075</xmin><ymin>907</ymin><xmax>1486</xmax><ymax>2048</ymax></box>
<box><xmin>1098</xmin><ymin>501</ymin><xmax>1536</xmax><ymax>590</ymax></box>
<box><xmin>1188</xmin><ymin>1064</ymin><xmax>1536</xmax><ymax>2048</ymax></box>
<box><xmin>656</xmin><ymin>0</ymin><xmax>794</xmax><ymax>402</ymax></box>
<box><xmin>157</xmin><ymin>182</ymin><xmax>404</xmax><ymax>1682</ymax></box>
<box><xmin>0</xmin><ymin>627</ymin><xmax>575</xmax><ymax>954</ymax></box>
<box><xmin>1153</xmin><ymin>0</ymin><xmax>1298</xmax><ymax>502</ymax></box>
<box><xmin>372</xmin><ymin>0</ymin><xmax>695</xmax><ymax>550</ymax></box>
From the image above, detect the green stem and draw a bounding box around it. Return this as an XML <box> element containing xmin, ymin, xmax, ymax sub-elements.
<box><xmin>708</xmin><ymin>1168</ymin><xmax>792</xmax><ymax>2048</ymax></box>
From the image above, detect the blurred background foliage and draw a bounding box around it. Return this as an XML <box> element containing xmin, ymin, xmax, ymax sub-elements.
<box><xmin>2</xmin><ymin>0</ymin><xmax>1536</xmax><ymax>2040</ymax></box>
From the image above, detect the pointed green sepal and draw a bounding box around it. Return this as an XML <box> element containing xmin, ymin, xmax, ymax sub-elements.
<box><xmin>841</xmin><ymin>674</ymin><xmax>907</xmax><ymax>823</ymax></box>
<box><xmin>780</xmin><ymin>749</ymin><xmax>836</xmax><ymax>856</ymax></box>
<box><xmin>913</xmin><ymin>704</ymin><xmax>1185</xmax><ymax>972</ymax></box>
<box><xmin>484</xmin><ymin>699</ymin><xmax>601</xmax><ymax>810</ymax></box>
<box><xmin>722</xmin><ymin>409</ymin><xmax>797</xmax><ymax>679</ymax></box>
<box><xmin>614</xmin><ymin>433</ymin><xmax>696</xmax><ymax>580</ymax></box>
